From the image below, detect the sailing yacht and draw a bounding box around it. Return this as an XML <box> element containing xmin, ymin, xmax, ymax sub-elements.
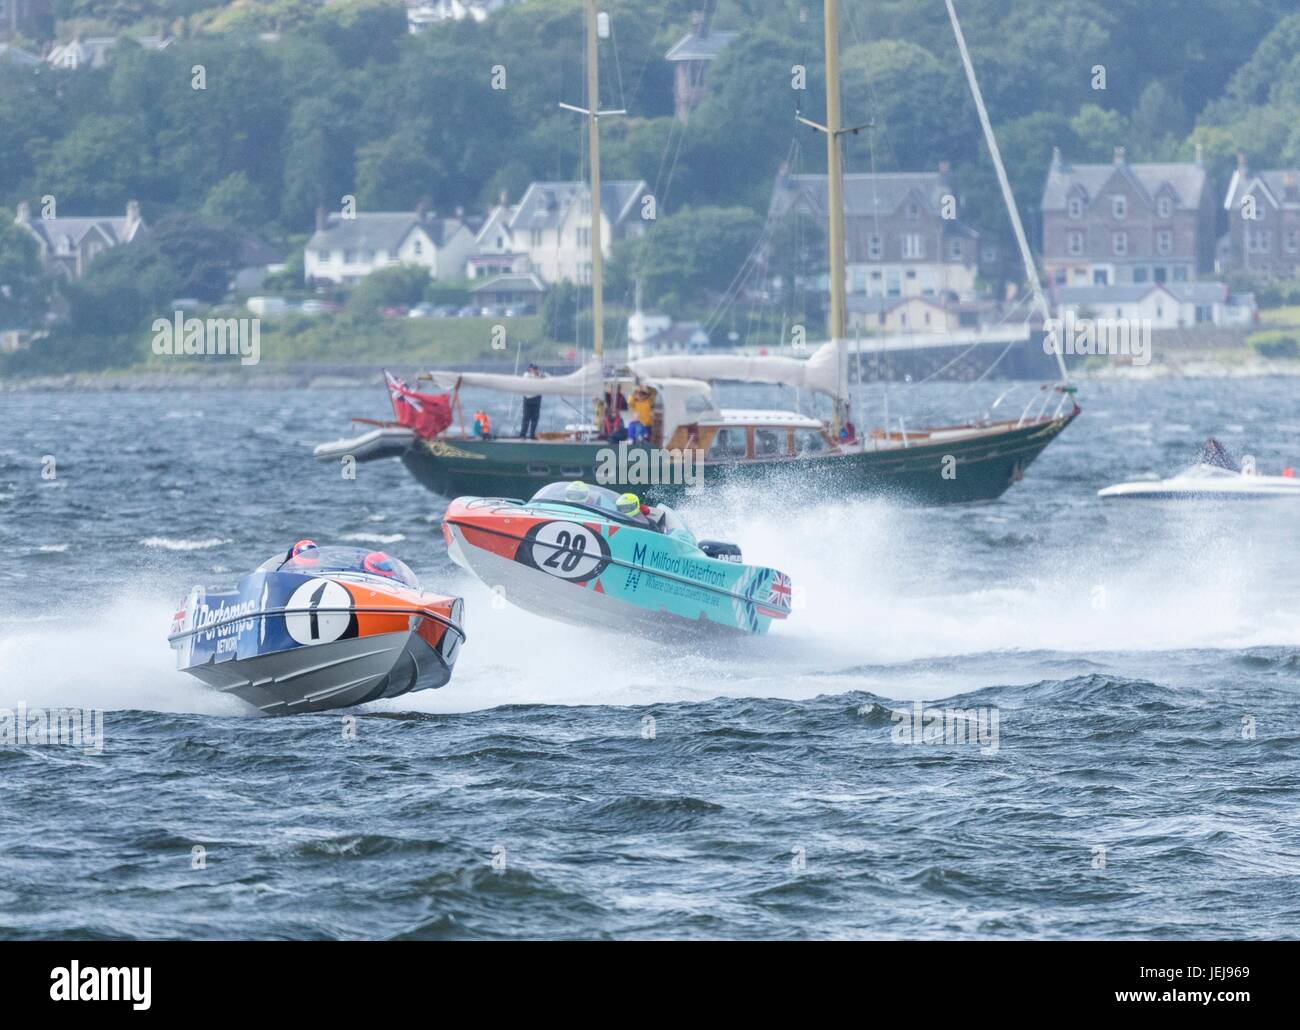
<box><xmin>314</xmin><ymin>0</ymin><xmax>1078</xmax><ymax>505</ymax></box>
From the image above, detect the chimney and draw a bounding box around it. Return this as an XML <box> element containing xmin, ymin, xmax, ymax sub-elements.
<box><xmin>415</xmin><ymin>200</ymin><xmax>428</xmax><ymax>220</ymax></box>
<box><xmin>15</xmin><ymin>201</ymin><xmax>30</xmax><ymax>224</ymax></box>
<box><xmin>315</xmin><ymin>205</ymin><xmax>327</xmax><ymax>232</ymax></box>
<box><xmin>691</xmin><ymin>11</ymin><xmax>705</xmax><ymax>37</ymax></box>
<box><xmin>1194</xmin><ymin>142</ymin><xmax>1204</xmax><ymax>166</ymax></box>
<box><xmin>498</xmin><ymin>190</ymin><xmax>508</xmax><ymax>207</ymax></box>
<box><xmin>454</xmin><ymin>205</ymin><xmax>464</xmax><ymax>220</ymax></box>
<box><xmin>1237</xmin><ymin>151</ymin><xmax>1248</xmax><ymax>174</ymax></box>
<box><xmin>1285</xmin><ymin>172</ymin><xmax>1298</xmax><ymax>203</ymax></box>
<box><xmin>125</xmin><ymin>200</ymin><xmax>141</xmax><ymax>235</ymax></box>
<box><xmin>1051</xmin><ymin>145</ymin><xmax>1062</xmax><ymax>169</ymax></box>
<box><xmin>937</xmin><ymin>160</ymin><xmax>951</xmax><ymax>175</ymax></box>
<box><xmin>1113</xmin><ymin>146</ymin><xmax>1126</xmax><ymax>165</ymax></box>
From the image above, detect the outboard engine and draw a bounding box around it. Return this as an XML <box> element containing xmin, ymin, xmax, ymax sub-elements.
<box><xmin>699</xmin><ymin>539</ymin><xmax>743</xmax><ymax>563</ymax></box>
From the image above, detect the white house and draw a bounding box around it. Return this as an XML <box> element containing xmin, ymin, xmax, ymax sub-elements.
<box><xmin>1054</xmin><ymin>282</ymin><xmax>1256</xmax><ymax>329</ymax></box>
<box><xmin>305</xmin><ymin>209</ymin><xmax>476</xmax><ymax>285</ymax></box>
<box><xmin>504</xmin><ymin>180</ymin><xmax>649</xmax><ymax>285</ymax></box>
<box><xmin>15</xmin><ymin>200</ymin><xmax>146</xmax><ymax>279</ymax></box>
<box><xmin>45</xmin><ymin>34</ymin><xmax>170</xmax><ymax>70</ymax></box>
<box><xmin>466</xmin><ymin>197</ymin><xmax>532</xmax><ymax>279</ymax></box>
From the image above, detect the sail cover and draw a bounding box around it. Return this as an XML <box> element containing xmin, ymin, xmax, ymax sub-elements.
<box><xmin>627</xmin><ymin>340</ymin><xmax>848</xmax><ymax>400</ymax></box>
<box><xmin>422</xmin><ymin>360</ymin><xmax>607</xmax><ymax>397</ymax></box>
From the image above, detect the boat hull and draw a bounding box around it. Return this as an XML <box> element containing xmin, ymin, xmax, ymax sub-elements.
<box><xmin>443</xmin><ymin>498</ymin><xmax>792</xmax><ymax>637</ymax></box>
<box><xmin>405</xmin><ymin>413</ymin><xmax>1076</xmax><ymax>505</ymax></box>
<box><xmin>169</xmin><ymin>569</ymin><xmax>464</xmax><ymax>714</ymax></box>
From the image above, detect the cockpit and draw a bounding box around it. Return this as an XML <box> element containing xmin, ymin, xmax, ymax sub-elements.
<box><xmin>258</xmin><ymin>545</ymin><xmax>421</xmax><ymax>589</ymax></box>
<box><xmin>528</xmin><ymin>481</ymin><xmax>694</xmax><ymax>540</ymax></box>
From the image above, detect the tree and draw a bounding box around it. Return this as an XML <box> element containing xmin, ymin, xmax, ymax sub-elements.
<box><xmin>0</xmin><ymin>214</ymin><xmax>50</xmax><ymax>329</ymax></box>
<box><xmin>346</xmin><ymin>264</ymin><xmax>430</xmax><ymax>320</ymax></box>
<box><xmin>202</xmin><ymin>172</ymin><xmax>270</xmax><ymax>229</ymax></box>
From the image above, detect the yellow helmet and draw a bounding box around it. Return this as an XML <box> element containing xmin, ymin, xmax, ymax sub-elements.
<box><xmin>615</xmin><ymin>492</ymin><xmax>641</xmax><ymax>516</ymax></box>
<box><xmin>564</xmin><ymin>480</ymin><xmax>590</xmax><ymax>502</ymax></box>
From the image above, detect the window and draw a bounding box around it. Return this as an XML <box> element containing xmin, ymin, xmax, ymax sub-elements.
<box><xmin>314</xmin><ymin>249</ymin><xmax>328</xmax><ymax>263</ymax></box>
<box><xmin>867</xmin><ymin>234</ymin><xmax>882</xmax><ymax>260</ymax></box>
<box><xmin>412</xmin><ymin>239</ymin><xmax>423</xmax><ymax>257</ymax></box>
<box><xmin>1067</xmin><ymin>230</ymin><xmax>1084</xmax><ymax>256</ymax></box>
<box><xmin>753</xmin><ymin>428</ymin><xmax>786</xmax><ymax>458</ymax></box>
<box><xmin>793</xmin><ymin>429</ymin><xmax>828</xmax><ymax>455</ymax></box>
<box><xmin>907</xmin><ymin>203</ymin><xmax>920</xmax><ymax>219</ymax></box>
<box><xmin>1133</xmin><ymin>266</ymin><xmax>1149</xmax><ymax>283</ymax></box>
<box><xmin>577</xmin><ymin>227</ymin><xmax>590</xmax><ymax>247</ymax></box>
<box><xmin>948</xmin><ymin>239</ymin><xmax>963</xmax><ymax>260</ymax></box>
<box><xmin>886</xmin><ymin>270</ymin><xmax>901</xmax><ymax>296</ymax></box>
<box><xmin>1112</xmin><ymin>195</ymin><xmax>1127</xmax><ymax>219</ymax></box>
<box><xmin>1156</xmin><ymin>230</ymin><xmax>1173</xmax><ymax>256</ymax></box>
<box><xmin>1247</xmin><ymin>229</ymin><xmax>1272</xmax><ymax>254</ymax></box>
<box><xmin>1157</xmin><ymin>196</ymin><xmax>1172</xmax><ymax>219</ymax></box>
<box><xmin>344</xmin><ymin>249</ymin><xmax>356</xmax><ymax>263</ymax></box>
<box><xmin>1286</xmin><ymin>230</ymin><xmax>1299</xmax><ymax>253</ymax></box>
<box><xmin>707</xmin><ymin>428</ymin><xmax>748</xmax><ymax>459</ymax></box>
<box><xmin>1173</xmin><ymin>266</ymin><xmax>1189</xmax><ymax>282</ymax></box>
<box><xmin>1068</xmin><ymin>197</ymin><xmax>1084</xmax><ymax>219</ymax></box>
<box><xmin>902</xmin><ymin>234</ymin><xmax>924</xmax><ymax>259</ymax></box>
<box><xmin>1153</xmin><ymin>266</ymin><xmax>1167</xmax><ymax>283</ymax></box>
<box><xmin>1195</xmin><ymin>304</ymin><xmax>1212</xmax><ymax>324</ymax></box>
<box><xmin>1112</xmin><ymin>231</ymin><xmax>1128</xmax><ymax>256</ymax></box>
<box><xmin>1094</xmin><ymin>269</ymin><xmax>1109</xmax><ymax>285</ymax></box>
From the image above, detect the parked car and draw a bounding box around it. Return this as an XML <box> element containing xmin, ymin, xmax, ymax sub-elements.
<box><xmin>455</xmin><ymin>305</ymin><xmax>478</xmax><ymax>318</ymax></box>
<box><xmin>381</xmin><ymin>305</ymin><xmax>410</xmax><ymax>319</ymax></box>
<box><xmin>299</xmin><ymin>299</ymin><xmax>339</xmax><ymax>316</ymax></box>
<box><xmin>407</xmin><ymin>303</ymin><xmax>438</xmax><ymax>319</ymax></box>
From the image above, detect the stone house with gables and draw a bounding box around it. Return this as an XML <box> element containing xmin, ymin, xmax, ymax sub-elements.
<box><xmin>1219</xmin><ymin>154</ymin><xmax>1300</xmax><ymax>280</ymax></box>
<box><xmin>1041</xmin><ymin>146</ymin><xmax>1215</xmax><ymax>289</ymax></box>
<box><xmin>14</xmin><ymin>199</ymin><xmax>145</xmax><ymax>279</ymax></box>
<box><xmin>768</xmin><ymin>164</ymin><xmax>983</xmax><ymax>303</ymax></box>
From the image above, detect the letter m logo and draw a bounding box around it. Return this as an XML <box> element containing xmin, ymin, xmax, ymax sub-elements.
<box><xmin>633</xmin><ymin>543</ymin><xmax>646</xmax><ymax>566</ymax></box>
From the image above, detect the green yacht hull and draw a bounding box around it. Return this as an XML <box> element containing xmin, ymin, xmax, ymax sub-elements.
<box><xmin>402</xmin><ymin>411</ymin><xmax>1076</xmax><ymax>506</ymax></box>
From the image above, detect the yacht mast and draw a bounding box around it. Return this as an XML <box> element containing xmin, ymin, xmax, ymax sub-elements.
<box><xmin>585</xmin><ymin>0</ymin><xmax>604</xmax><ymax>361</ymax></box>
<box><xmin>823</xmin><ymin>0</ymin><xmax>847</xmax><ymax>355</ymax></box>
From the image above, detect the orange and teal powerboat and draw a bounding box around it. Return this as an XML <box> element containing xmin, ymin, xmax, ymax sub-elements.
<box><xmin>443</xmin><ymin>481</ymin><xmax>792</xmax><ymax>637</ymax></box>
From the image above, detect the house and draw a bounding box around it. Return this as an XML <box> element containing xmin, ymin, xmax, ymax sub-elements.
<box><xmin>845</xmin><ymin>295</ymin><xmax>973</xmax><ymax>334</ymax></box>
<box><xmin>768</xmin><ymin>164</ymin><xmax>982</xmax><ymax>302</ymax></box>
<box><xmin>627</xmin><ymin>305</ymin><xmax>710</xmax><ymax>359</ymax></box>
<box><xmin>665</xmin><ymin>13</ymin><xmax>737</xmax><ymax>122</ymax></box>
<box><xmin>304</xmin><ymin>208</ymin><xmax>476</xmax><ymax>286</ymax></box>
<box><xmin>15</xmin><ymin>199</ymin><xmax>145</xmax><ymax>279</ymax></box>
<box><xmin>407</xmin><ymin>0</ymin><xmax>514</xmax><ymax>32</ymax></box>
<box><xmin>1053</xmin><ymin>282</ymin><xmax>1256</xmax><ymax>329</ymax></box>
<box><xmin>45</xmin><ymin>34</ymin><xmax>170</xmax><ymax>70</ymax></box>
<box><xmin>1041</xmin><ymin>146</ymin><xmax>1215</xmax><ymax>289</ymax></box>
<box><xmin>231</xmin><ymin>233</ymin><xmax>287</xmax><ymax>294</ymax></box>
<box><xmin>1219</xmin><ymin>154</ymin><xmax>1300</xmax><ymax>280</ymax></box>
<box><xmin>466</xmin><ymin>195</ymin><xmax>531</xmax><ymax>279</ymax></box>
<box><xmin>1</xmin><ymin>0</ymin><xmax>50</xmax><ymax>45</ymax></box>
<box><xmin>469</xmin><ymin>272</ymin><xmax>546</xmax><ymax>312</ymax></box>
<box><xmin>507</xmin><ymin>180</ymin><xmax>648</xmax><ymax>285</ymax></box>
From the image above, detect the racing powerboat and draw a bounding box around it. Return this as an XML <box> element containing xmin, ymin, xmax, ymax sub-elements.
<box><xmin>168</xmin><ymin>544</ymin><xmax>465</xmax><ymax>714</ymax></box>
<box><xmin>1099</xmin><ymin>438</ymin><xmax>1300</xmax><ymax>501</ymax></box>
<box><xmin>442</xmin><ymin>482</ymin><xmax>793</xmax><ymax>636</ymax></box>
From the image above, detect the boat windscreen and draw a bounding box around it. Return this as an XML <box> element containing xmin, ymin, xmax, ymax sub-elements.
<box><xmin>258</xmin><ymin>545</ymin><xmax>420</xmax><ymax>589</ymax></box>
<box><xmin>529</xmin><ymin>481</ymin><xmax>626</xmax><ymax>514</ymax></box>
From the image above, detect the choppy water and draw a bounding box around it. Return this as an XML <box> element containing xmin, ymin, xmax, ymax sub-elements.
<box><xmin>1</xmin><ymin>377</ymin><xmax>1298</xmax><ymax>939</ymax></box>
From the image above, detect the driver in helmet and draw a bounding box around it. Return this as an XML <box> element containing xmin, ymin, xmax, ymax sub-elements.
<box><xmin>615</xmin><ymin>491</ymin><xmax>656</xmax><ymax>526</ymax></box>
<box><xmin>564</xmin><ymin>480</ymin><xmax>592</xmax><ymax>504</ymax></box>
<box><xmin>286</xmin><ymin>539</ymin><xmax>320</xmax><ymax>566</ymax></box>
<box><xmin>363</xmin><ymin>551</ymin><xmax>400</xmax><ymax>579</ymax></box>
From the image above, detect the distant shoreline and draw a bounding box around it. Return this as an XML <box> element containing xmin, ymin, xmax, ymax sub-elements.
<box><xmin>3</xmin><ymin>355</ymin><xmax>1299</xmax><ymax>392</ymax></box>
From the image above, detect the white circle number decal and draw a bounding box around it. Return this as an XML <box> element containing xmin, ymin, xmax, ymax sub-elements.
<box><xmin>284</xmin><ymin>579</ymin><xmax>352</xmax><ymax>645</ymax></box>
<box><xmin>528</xmin><ymin>521</ymin><xmax>606</xmax><ymax>581</ymax></box>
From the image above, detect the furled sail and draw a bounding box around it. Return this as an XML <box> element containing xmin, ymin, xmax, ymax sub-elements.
<box><xmin>627</xmin><ymin>340</ymin><xmax>848</xmax><ymax>400</ymax></box>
